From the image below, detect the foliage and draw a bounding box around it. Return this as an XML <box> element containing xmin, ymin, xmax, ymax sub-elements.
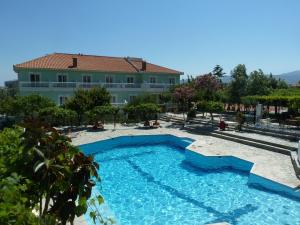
<box><xmin>124</xmin><ymin>103</ymin><xmax>160</xmax><ymax>122</ymax></box>
<box><xmin>197</xmin><ymin>101</ymin><xmax>224</xmax><ymax>121</ymax></box>
<box><xmin>227</xmin><ymin>64</ymin><xmax>248</xmax><ymax>104</ymax></box>
<box><xmin>65</xmin><ymin>87</ymin><xmax>111</xmax><ymax>124</ymax></box>
<box><xmin>235</xmin><ymin>112</ymin><xmax>245</xmax><ymax>131</ymax></box>
<box><xmin>39</xmin><ymin>106</ymin><xmax>78</xmax><ymax>126</ymax></box>
<box><xmin>172</xmin><ymin>85</ymin><xmax>195</xmax><ymax>123</ymax></box>
<box><xmin>173</xmin><ymin>85</ymin><xmax>195</xmax><ymax>107</ymax></box>
<box><xmin>246</xmin><ymin>70</ymin><xmax>271</xmax><ymax>96</ymax></box>
<box><xmin>85</xmin><ymin>105</ymin><xmax>119</xmax><ymax>124</ymax></box>
<box><xmin>0</xmin><ymin>121</ymin><xmax>104</xmax><ymax>224</ymax></box>
<box><xmin>1</xmin><ymin>94</ymin><xmax>55</xmax><ymax>120</ymax></box>
<box><xmin>268</xmin><ymin>74</ymin><xmax>288</xmax><ymax>89</ymax></box>
<box><xmin>270</xmin><ymin>88</ymin><xmax>300</xmax><ymax>96</ymax></box>
<box><xmin>242</xmin><ymin>95</ymin><xmax>300</xmax><ymax>108</ymax></box>
<box><xmin>212</xmin><ymin>65</ymin><xmax>225</xmax><ymax>78</ymax></box>
<box><xmin>127</xmin><ymin>93</ymin><xmax>157</xmax><ymax>106</ymax></box>
<box><xmin>194</xmin><ymin>73</ymin><xmax>221</xmax><ymax>101</ymax></box>
<box><xmin>0</xmin><ymin>174</ymin><xmax>39</xmax><ymax>225</ymax></box>
<box><xmin>158</xmin><ymin>92</ymin><xmax>172</xmax><ymax>104</ymax></box>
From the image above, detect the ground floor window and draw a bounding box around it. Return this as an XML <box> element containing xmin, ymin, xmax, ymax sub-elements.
<box><xmin>59</xmin><ymin>96</ymin><xmax>68</xmax><ymax>105</ymax></box>
<box><xmin>111</xmin><ymin>95</ymin><xmax>117</xmax><ymax>103</ymax></box>
<box><xmin>129</xmin><ymin>95</ymin><xmax>136</xmax><ymax>102</ymax></box>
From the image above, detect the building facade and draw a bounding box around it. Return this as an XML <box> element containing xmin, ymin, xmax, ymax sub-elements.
<box><xmin>14</xmin><ymin>53</ymin><xmax>182</xmax><ymax>105</ymax></box>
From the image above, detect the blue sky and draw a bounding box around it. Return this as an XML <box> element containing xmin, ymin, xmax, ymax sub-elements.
<box><xmin>0</xmin><ymin>0</ymin><xmax>299</xmax><ymax>84</ymax></box>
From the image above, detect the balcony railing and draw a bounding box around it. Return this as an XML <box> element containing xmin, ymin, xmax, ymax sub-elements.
<box><xmin>20</xmin><ymin>82</ymin><xmax>173</xmax><ymax>90</ymax></box>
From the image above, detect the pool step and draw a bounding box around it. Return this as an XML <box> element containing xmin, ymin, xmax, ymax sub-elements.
<box><xmin>291</xmin><ymin>152</ymin><xmax>300</xmax><ymax>177</ymax></box>
<box><xmin>242</xmin><ymin>126</ymin><xmax>299</xmax><ymax>142</ymax></box>
<box><xmin>209</xmin><ymin>132</ymin><xmax>292</xmax><ymax>155</ymax></box>
<box><xmin>160</xmin><ymin>114</ymin><xmax>299</xmax><ymax>142</ymax></box>
<box><xmin>213</xmin><ymin>131</ymin><xmax>297</xmax><ymax>151</ymax></box>
<box><xmin>183</xmin><ymin>125</ymin><xmax>292</xmax><ymax>155</ymax></box>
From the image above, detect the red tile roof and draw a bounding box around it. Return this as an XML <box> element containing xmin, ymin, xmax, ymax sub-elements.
<box><xmin>14</xmin><ymin>53</ymin><xmax>182</xmax><ymax>75</ymax></box>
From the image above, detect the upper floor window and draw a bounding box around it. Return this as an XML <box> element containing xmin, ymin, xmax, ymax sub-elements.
<box><xmin>83</xmin><ymin>75</ymin><xmax>91</xmax><ymax>83</ymax></box>
<box><xmin>106</xmin><ymin>76</ymin><xmax>113</xmax><ymax>83</ymax></box>
<box><xmin>59</xmin><ymin>96</ymin><xmax>68</xmax><ymax>105</ymax></box>
<box><xmin>127</xmin><ymin>77</ymin><xmax>134</xmax><ymax>83</ymax></box>
<box><xmin>169</xmin><ymin>78</ymin><xmax>175</xmax><ymax>84</ymax></box>
<box><xmin>149</xmin><ymin>77</ymin><xmax>156</xmax><ymax>83</ymax></box>
<box><xmin>58</xmin><ymin>74</ymin><xmax>67</xmax><ymax>82</ymax></box>
<box><xmin>30</xmin><ymin>73</ymin><xmax>40</xmax><ymax>82</ymax></box>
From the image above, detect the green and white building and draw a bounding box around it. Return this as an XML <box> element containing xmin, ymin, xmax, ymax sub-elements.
<box><xmin>13</xmin><ymin>53</ymin><xmax>182</xmax><ymax>105</ymax></box>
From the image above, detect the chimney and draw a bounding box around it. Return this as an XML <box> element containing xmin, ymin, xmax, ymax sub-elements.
<box><xmin>72</xmin><ymin>57</ymin><xmax>77</xmax><ymax>68</ymax></box>
<box><xmin>69</xmin><ymin>57</ymin><xmax>78</xmax><ymax>68</ymax></box>
<box><xmin>141</xmin><ymin>61</ymin><xmax>146</xmax><ymax>71</ymax></box>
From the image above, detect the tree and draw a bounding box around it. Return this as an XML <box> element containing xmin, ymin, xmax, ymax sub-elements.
<box><xmin>268</xmin><ymin>74</ymin><xmax>288</xmax><ymax>90</ymax></box>
<box><xmin>212</xmin><ymin>65</ymin><xmax>225</xmax><ymax>78</ymax></box>
<box><xmin>88</xmin><ymin>87</ymin><xmax>111</xmax><ymax>107</ymax></box>
<box><xmin>247</xmin><ymin>69</ymin><xmax>270</xmax><ymax>96</ymax></box>
<box><xmin>39</xmin><ymin>106</ymin><xmax>78</xmax><ymax>127</ymax></box>
<box><xmin>127</xmin><ymin>93</ymin><xmax>157</xmax><ymax>106</ymax></box>
<box><xmin>197</xmin><ymin>101</ymin><xmax>223</xmax><ymax>124</ymax></box>
<box><xmin>228</xmin><ymin>64</ymin><xmax>248</xmax><ymax>106</ymax></box>
<box><xmin>85</xmin><ymin>104</ymin><xmax>118</xmax><ymax>127</ymax></box>
<box><xmin>235</xmin><ymin>112</ymin><xmax>245</xmax><ymax>131</ymax></box>
<box><xmin>65</xmin><ymin>87</ymin><xmax>111</xmax><ymax>124</ymax></box>
<box><xmin>173</xmin><ymin>86</ymin><xmax>195</xmax><ymax>125</ymax></box>
<box><xmin>4</xmin><ymin>94</ymin><xmax>55</xmax><ymax>120</ymax></box>
<box><xmin>276</xmin><ymin>78</ymin><xmax>289</xmax><ymax>89</ymax></box>
<box><xmin>159</xmin><ymin>92</ymin><xmax>172</xmax><ymax>104</ymax></box>
<box><xmin>124</xmin><ymin>103</ymin><xmax>160</xmax><ymax>124</ymax></box>
<box><xmin>194</xmin><ymin>73</ymin><xmax>221</xmax><ymax>101</ymax></box>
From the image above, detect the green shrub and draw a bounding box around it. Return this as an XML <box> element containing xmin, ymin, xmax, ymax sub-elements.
<box><xmin>0</xmin><ymin>122</ymin><xmax>106</xmax><ymax>224</ymax></box>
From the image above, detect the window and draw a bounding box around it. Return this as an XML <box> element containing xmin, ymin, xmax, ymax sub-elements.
<box><xmin>30</xmin><ymin>73</ymin><xmax>40</xmax><ymax>82</ymax></box>
<box><xmin>59</xmin><ymin>96</ymin><xmax>68</xmax><ymax>105</ymax></box>
<box><xmin>129</xmin><ymin>95</ymin><xmax>136</xmax><ymax>102</ymax></box>
<box><xmin>105</xmin><ymin>76</ymin><xmax>113</xmax><ymax>83</ymax></box>
<box><xmin>127</xmin><ymin>77</ymin><xmax>134</xmax><ymax>83</ymax></box>
<box><xmin>169</xmin><ymin>78</ymin><xmax>175</xmax><ymax>84</ymax></box>
<box><xmin>83</xmin><ymin>75</ymin><xmax>91</xmax><ymax>83</ymax></box>
<box><xmin>149</xmin><ymin>77</ymin><xmax>156</xmax><ymax>83</ymax></box>
<box><xmin>111</xmin><ymin>96</ymin><xmax>117</xmax><ymax>103</ymax></box>
<box><xmin>57</xmin><ymin>74</ymin><xmax>67</xmax><ymax>82</ymax></box>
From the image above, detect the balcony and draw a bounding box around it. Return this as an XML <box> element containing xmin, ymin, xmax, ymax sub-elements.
<box><xmin>19</xmin><ymin>82</ymin><xmax>173</xmax><ymax>90</ymax></box>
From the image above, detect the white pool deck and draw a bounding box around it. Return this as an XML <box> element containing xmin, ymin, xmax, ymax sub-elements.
<box><xmin>72</xmin><ymin>121</ymin><xmax>300</xmax><ymax>225</ymax></box>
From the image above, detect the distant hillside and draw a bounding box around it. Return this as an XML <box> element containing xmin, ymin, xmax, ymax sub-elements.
<box><xmin>221</xmin><ymin>70</ymin><xmax>300</xmax><ymax>84</ymax></box>
<box><xmin>275</xmin><ymin>70</ymin><xmax>300</xmax><ymax>84</ymax></box>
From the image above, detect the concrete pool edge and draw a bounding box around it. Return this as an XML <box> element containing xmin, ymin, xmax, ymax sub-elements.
<box><xmin>79</xmin><ymin>134</ymin><xmax>193</xmax><ymax>154</ymax></box>
<box><xmin>185</xmin><ymin>144</ymin><xmax>300</xmax><ymax>200</ymax></box>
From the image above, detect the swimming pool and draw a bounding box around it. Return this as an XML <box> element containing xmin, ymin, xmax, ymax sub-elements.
<box><xmin>80</xmin><ymin>135</ymin><xmax>300</xmax><ymax>225</ymax></box>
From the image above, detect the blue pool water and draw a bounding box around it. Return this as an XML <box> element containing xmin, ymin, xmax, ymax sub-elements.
<box><xmin>81</xmin><ymin>136</ymin><xmax>300</xmax><ymax>225</ymax></box>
